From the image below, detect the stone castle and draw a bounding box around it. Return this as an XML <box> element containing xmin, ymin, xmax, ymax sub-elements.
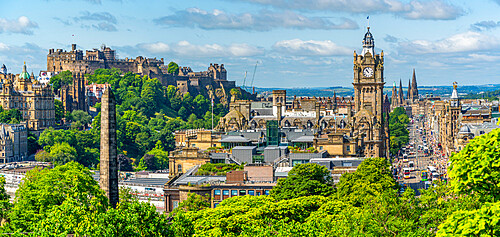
<box><xmin>46</xmin><ymin>44</ymin><xmax>251</xmax><ymax>108</ymax></box>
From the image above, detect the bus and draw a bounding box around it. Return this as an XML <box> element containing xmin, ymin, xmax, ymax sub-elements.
<box><xmin>421</xmin><ymin>171</ymin><xmax>428</xmax><ymax>181</ymax></box>
<box><xmin>403</xmin><ymin>168</ymin><xmax>411</xmax><ymax>179</ymax></box>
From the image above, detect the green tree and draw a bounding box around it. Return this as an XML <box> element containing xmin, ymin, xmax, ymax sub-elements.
<box><xmin>271</xmin><ymin>163</ymin><xmax>334</xmax><ymax>201</ymax></box>
<box><xmin>27</xmin><ymin>132</ymin><xmax>41</xmax><ymax>155</ymax></box>
<box><xmin>34</xmin><ymin>150</ymin><xmax>52</xmax><ymax>162</ymax></box>
<box><xmin>50</xmin><ymin>70</ymin><xmax>73</xmax><ymax>93</ymax></box>
<box><xmin>437</xmin><ymin>201</ymin><xmax>500</xmax><ymax>237</ymax></box>
<box><xmin>0</xmin><ymin>108</ymin><xmax>23</xmax><ymax>124</ymax></box>
<box><xmin>140</xmin><ymin>77</ymin><xmax>166</xmax><ymax>117</ymax></box>
<box><xmin>173</xmin><ymin>193</ymin><xmax>210</xmax><ymax>214</ymax></box>
<box><xmin>49</xmin><ymin>142</ymin><xmax>77</xmax><ymax>166</ymax></box>
<box><xmin>146</xmin><ymin>141</ymin><xmax>169</xmax><ymax>170</ymax></box>
<box><xmin>336</xmin><ymin>157</ymin><xmax>396</xmax><ymax>207</ymax></box>
<box><xmin>6</xmin><ymin>162</ymin><xmax>107</xmax><ymax>232</ymax></box>
<box><xmin>230</xmin><ymin>88</ymin><xmax>242</xmax><ymax>100</ymax></box>
<box><xmin>54</xmin><ymin>99</ymin><xmax>64</xmax><ymax>121</ymax></box>
<box><xmin>70</xmin><ymin>110</ymin><xmax>92</xmax><ymax>129</ymax></box>
<box><xmin>0</xmin><ymin>177</ymin><xmax>11</xmax><ymax>223</ymax></box>
<box><xmin>167</xmin><ymin>61</ymin><xmax>179</xmax><ymax>75</ymax></box>
<box><xmin>449</xmin><ymin>128</ymin><xmax>500</xmax><ymax>202</ymax></box>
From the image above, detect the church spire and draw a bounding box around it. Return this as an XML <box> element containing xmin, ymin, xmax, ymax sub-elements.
<box><xmin>398</xmin><ymin>79</ymin><xmax>404</xmax><ymax>105</ymax></box>
<box><xmin>391</xmin><ymin>82</ymin><xmax>397</xmax><ymax>108</ymax></box>
<box><xmin>411</xmin><ymin>68</ymin><xmax>418</xmax><ymax>101</ymax></box>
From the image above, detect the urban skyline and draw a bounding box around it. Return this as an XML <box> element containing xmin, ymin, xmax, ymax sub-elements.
<box><xmin>2</xmin><ymin>0</ymin><xmax>500</xmax><ymax>87</ymax></box>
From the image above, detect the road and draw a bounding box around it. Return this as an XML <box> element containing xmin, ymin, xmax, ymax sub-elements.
<box><xmin>393</xmin><ymin>116</ymin><xmax>446</xmax><ymax>195</ymax></box>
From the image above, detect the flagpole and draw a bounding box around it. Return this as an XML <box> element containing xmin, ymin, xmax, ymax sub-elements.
<box><xmin>211</xmin><ymin>97</ymin><xmax>214</xmax><ymax>131</ymax></box>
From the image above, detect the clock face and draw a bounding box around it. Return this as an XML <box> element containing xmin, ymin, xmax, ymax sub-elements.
<box><xmin>363</xmin><ymin>67</ymin><xmax>374</xmax><ymax>77</ymax></box>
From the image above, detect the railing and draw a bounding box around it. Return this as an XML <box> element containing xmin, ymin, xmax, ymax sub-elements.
<box><xmin>273</xmin><ymin>154</ymin><xmax>290</xmax><ymax>168</ymax></box>
<box><xmin>226</xmin><ymin>155</ymin><xmax>242</xmax><ymax>165</ymax></box>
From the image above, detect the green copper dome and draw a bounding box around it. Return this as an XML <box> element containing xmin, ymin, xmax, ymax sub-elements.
<box><xmin>20</xmin><ymin>62</ymin><xmax>30</xmax><ymax>80</ymax></box>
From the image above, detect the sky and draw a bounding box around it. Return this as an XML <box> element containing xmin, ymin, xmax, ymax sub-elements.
<box><xmin>1</xmin><ymin>0</ymin><xmax>500</xmax><ymax>88</ymax></box>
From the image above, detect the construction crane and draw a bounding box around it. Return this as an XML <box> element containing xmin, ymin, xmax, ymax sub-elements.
<box><xmin>242</xmin><ymin>71</ymin><xmax>247</xmax><ymax>91</ymax></box>
<box><xmin>250</xmin><ymin>61</ymin><xmax>258</xmax><ymax>89</ymax></box>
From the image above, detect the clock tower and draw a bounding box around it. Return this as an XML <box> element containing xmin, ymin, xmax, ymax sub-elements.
<box><xmin>352</xmin><ymin>27</ymin><xmax>386</xmax><ymax>158</ymax></box>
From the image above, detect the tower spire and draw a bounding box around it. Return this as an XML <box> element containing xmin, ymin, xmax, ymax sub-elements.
<box><xmin>398</xmin><ymin>79</ymin><xmax>404</xmax><ymax>105</ymax></box>
<box><xmin>411</xmin><ymin>68</ymin><xmax>418</xmax><ymax>101</ymax></box>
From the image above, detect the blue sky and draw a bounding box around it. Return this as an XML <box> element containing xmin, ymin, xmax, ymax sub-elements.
<box><xmin>1</xmin><ymin>0</ymin><xmax>500</xmax><ymax>88</ymax></box>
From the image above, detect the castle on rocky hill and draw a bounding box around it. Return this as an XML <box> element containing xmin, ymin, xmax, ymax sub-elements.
<box><xmin>46</xmin><ymin>44</ymin><xmax>252</xmax><ymax>107</ymax></box>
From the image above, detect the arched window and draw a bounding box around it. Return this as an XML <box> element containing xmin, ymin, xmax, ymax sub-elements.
<box><xmin>177</xmin><ymin>164</ymin><xmax>182</xmax><ymax>173</ymax></box>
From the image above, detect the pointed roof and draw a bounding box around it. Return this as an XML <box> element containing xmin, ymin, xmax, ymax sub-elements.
<box><xmin>398</xmin><ymin>79</ymin><xmax>404</xmax><ymax>100</ymax></box>
<box><xmin>411</xmin><ymin>68</ymin><xmax>418</xmax><ymax>97</ymax></box>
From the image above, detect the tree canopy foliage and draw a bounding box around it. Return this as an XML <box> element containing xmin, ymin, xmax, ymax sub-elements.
<box><xmin>0</xmin><ymin>107</ymin><xmax>22</xmax><ymax>124</ymax></box>
<box><xmin>167</xmin><ymin>61</ymin><xmax>179</xmax><ymax>75</ymax></box>
<box><xmin>50</xmin><ymin>70</ymin><xmax>73</xmax><ymax>93</ymax></box>
<box><xmin>389</xmin><ymin>107</ymin><xmax>410</xmax><ymax>156</ymax></box>
<box><xmin>0</xmin><ymin>162</ymin><xmax>168</xmax><ymax>236</ymax></box>
<box><xmin>37</xmin><ymin>68</ymin><xmax>228</xmax><ymax>168</ymax></box>
<box><xmin>271</xmin><ymin>163</ymin><xmax>334</xmax><ymax>201</ymax></box>
<box><xmin>4</xmin><ymin>128</ymin><xmax>500</xmax><ymax>236</ymax></box>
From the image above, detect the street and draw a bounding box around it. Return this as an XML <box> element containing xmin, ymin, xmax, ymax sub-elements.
<box><xmin>393</xmin><ymin>115</ymin><xmax>447</xmax><ymax>195</ymax></box>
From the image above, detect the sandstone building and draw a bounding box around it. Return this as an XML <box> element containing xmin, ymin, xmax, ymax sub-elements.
<box><xmin>0</xmin><ymin>123</ymin><xmax>28</xmax><ymax>163</ymax></box>
<box><xmin>0</xmin><ymin>63</ymin><xmax>56</xmax><ymax>131</ymax></box>
<box><xmin>216</xmin><ymin>27</ymin><xmax>388</xmax><ymax>158</ymax></box>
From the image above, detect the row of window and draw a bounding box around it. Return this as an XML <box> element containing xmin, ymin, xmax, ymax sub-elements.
<box><xmin>213</xmin><ymin>189</ymin><xmax>270</xmax><ymax>198</ymax></box>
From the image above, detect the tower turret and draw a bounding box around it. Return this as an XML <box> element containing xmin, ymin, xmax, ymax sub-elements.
<box><xmin>361</xmin><ymin>27</ymin><xmax>374</xmax><ymax>56</ymax></box>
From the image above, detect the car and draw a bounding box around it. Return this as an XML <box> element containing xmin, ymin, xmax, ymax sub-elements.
<box><xmin>408</xmin><ymin>161</ymin><xmax>415</xmax><ymax>171</ymax></box>
<box><xmin>403</xmin><ymin>154</ymin><xmax>409</xmax><ymax>162</ymax></box>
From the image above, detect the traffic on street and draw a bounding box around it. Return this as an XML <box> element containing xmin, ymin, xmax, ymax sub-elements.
<box><xmin>392</xmin><ymin>116</ymin><xmax>448</xmax><ymax>195</ymax></box>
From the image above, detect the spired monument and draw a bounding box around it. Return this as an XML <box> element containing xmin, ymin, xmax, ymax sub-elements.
<box><xmin>99</xmin><ymin>86</ymin><xmax>119</xmax><ymax>208</ymax></box>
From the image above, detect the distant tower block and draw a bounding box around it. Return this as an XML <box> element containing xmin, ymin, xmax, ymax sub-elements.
<box><xmin>99</xmin><ymin>86</ymin><xmax>119</xmax><ymax>208</ymax></box>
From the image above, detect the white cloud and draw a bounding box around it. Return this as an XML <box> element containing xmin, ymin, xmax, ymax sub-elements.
<box><xmin>468</xmin><ymin>53</ymin><xmax>500</xmax><ymax>62</ymax></box>
<box><xmin>0</xmin><ymin>16</ymin><xmax>38</xmax><ymax>35</ymax></box>
<box><xmin>139</xmin><ymin>41</ymin><xmax>264</xmax><ymax>57</ymax></box>
<box><xmin>235</xmin><ymin>0</ymin><xmax>464</xmax><ymax>20</ymax></box>
<box><xmin>404</xmin><ymin>0</ymin><xmax>465</xmax><ymax>20</ymax></box>
<box><xmin>272</xmin><ymin>39</ymin><xmax>351</xmax><ymax>56</ymax></box>
<box><xmin>398</xmin><ymin>31</ymin><xmax>499</xmax><ymax>54</ymax></box>
<box><xmin>0</xmin><ymin>42</ymin><xmax>46</xmax><ymax>72</ymax></box>
<box><xmin>155</xmin><ymin>8</ymin><xmax>358</xmax><ymax>31</ymax></box>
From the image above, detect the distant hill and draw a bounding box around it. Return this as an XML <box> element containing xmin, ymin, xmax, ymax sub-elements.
<box><xmin>247</xmin><ymin>84</ymin><xmax>500</xmax><ymax>98</ymax></box>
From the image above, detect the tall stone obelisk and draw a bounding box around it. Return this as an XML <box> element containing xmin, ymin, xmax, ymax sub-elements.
<box><xmin>99</xmin><ymin>86</ymin><xmax>119</xmax><ymax>208</ymax></box>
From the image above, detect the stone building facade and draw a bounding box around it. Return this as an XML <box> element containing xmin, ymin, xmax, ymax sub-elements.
<box><xmin>217</xmin><ymin>27</ymin><xmax>388</xmax><ymax>158</ymax></box>
<box><xmin>0</xmin><ymin>123</ymin><xmax>28</xmax><ymax>163</ymax></box>
<box><xmin>0</xmin><ymin>63</ymin><xmax>55</xmax><ymax>130</ymax></box>
<box><xmin>60</xmin><ymin>72</ymin><xmax>87</xmax><ymax>113</ymax></box>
